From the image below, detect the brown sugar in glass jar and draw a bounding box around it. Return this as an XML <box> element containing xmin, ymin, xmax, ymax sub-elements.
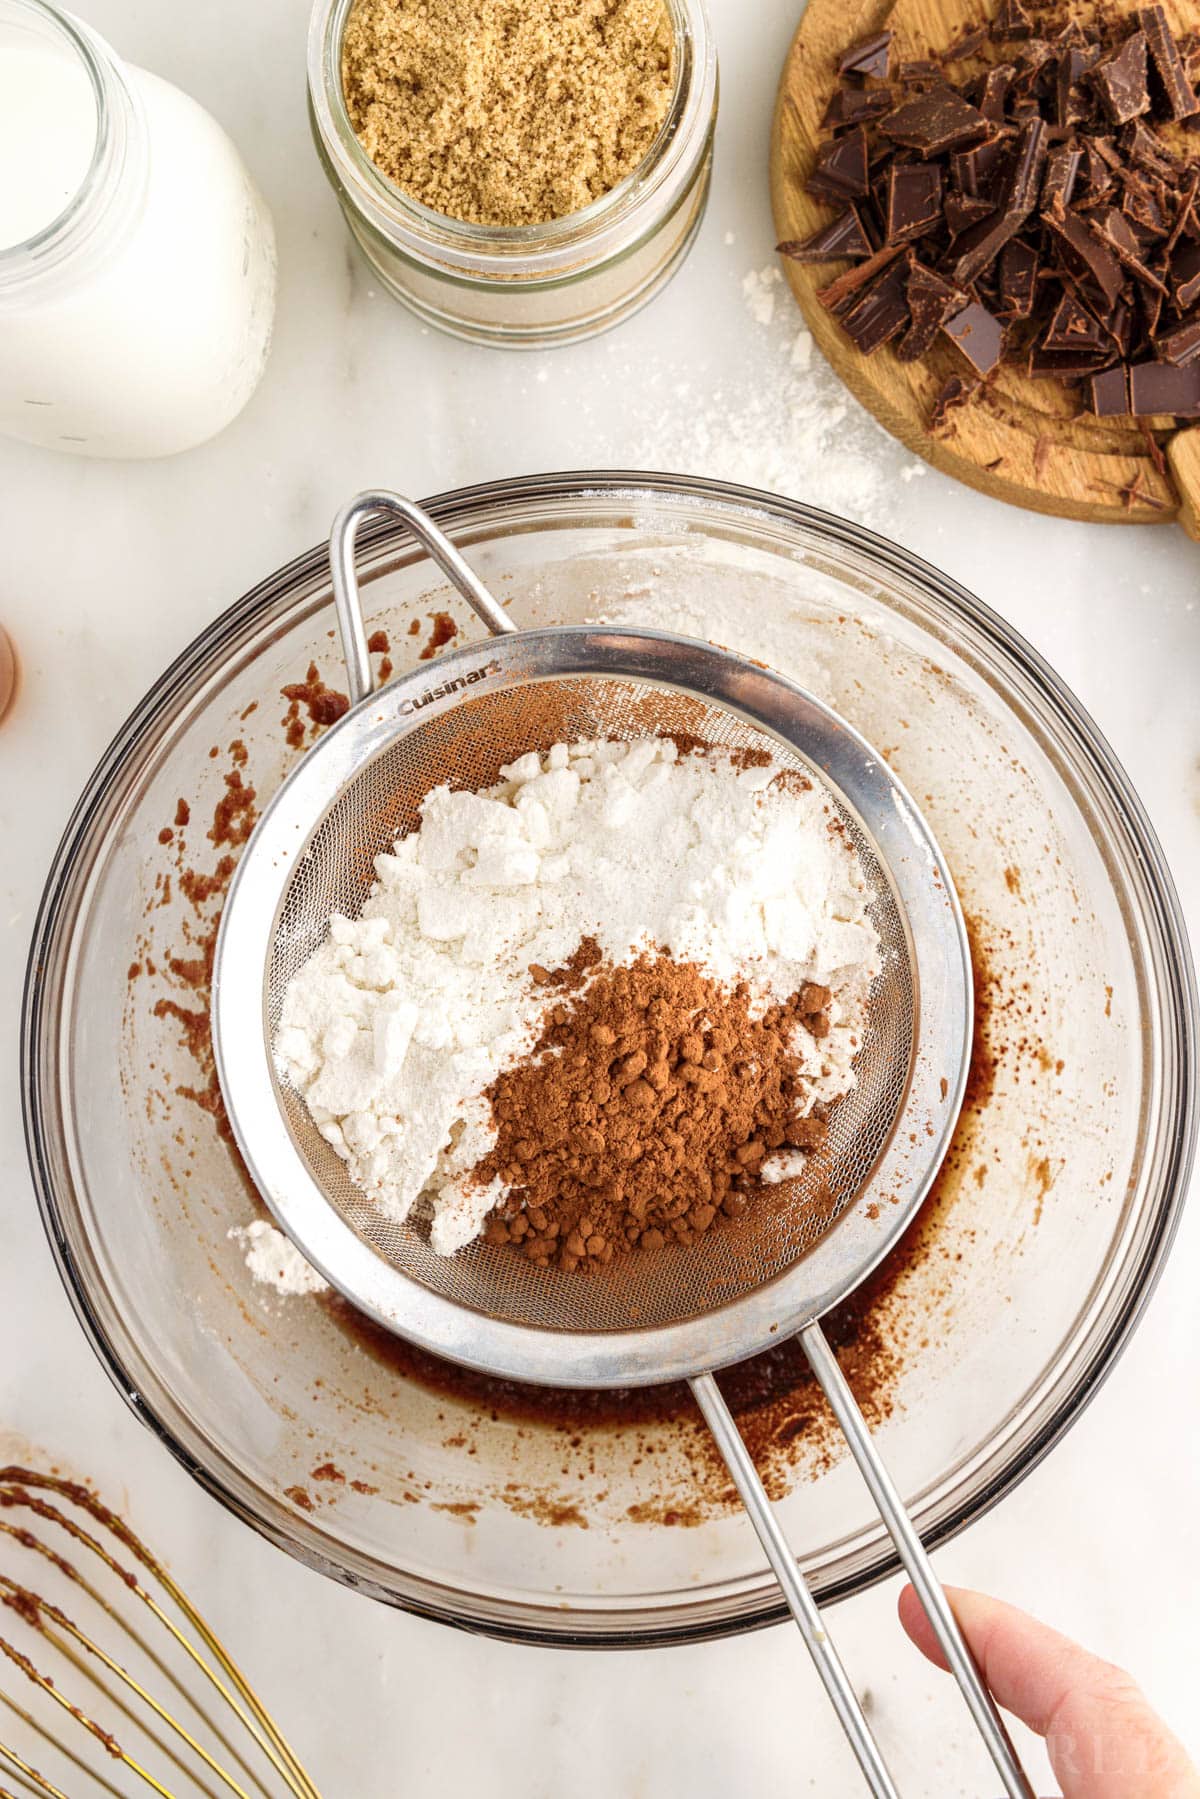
<box><xmin>306</xmin><ymin>0</ymin><xmax>718</xmax><ymax>346</ymax></box>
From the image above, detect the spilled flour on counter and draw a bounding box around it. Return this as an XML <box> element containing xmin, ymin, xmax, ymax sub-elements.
<box><xmin>579</xmin><ymin>262</ymin><xmax>925</xmax><ymax>525</ymax></box>
<box><xmin>274</xmin><ymin>736</ymin><xmax>880</xmax><ymax>1258</ymax></box>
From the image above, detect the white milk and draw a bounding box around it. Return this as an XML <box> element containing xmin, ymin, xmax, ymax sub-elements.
<box><xmin>0</xmin><ymin>42</ymin><xmax>97</xmax><ymax>246</ymax></box>
<box><xmin>0</xmin><ymin>6</ymin><xmax>276</xmax><ymax>458</ymax></box>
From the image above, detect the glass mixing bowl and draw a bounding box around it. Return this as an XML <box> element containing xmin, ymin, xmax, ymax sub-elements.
<box><xmin>22</xmin><ymin>474</ymin><xmax>1196</xmax><ymax>1646</ymax></box>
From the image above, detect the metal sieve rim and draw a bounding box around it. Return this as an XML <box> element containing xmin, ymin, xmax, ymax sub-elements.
<box><xmin>212</xmin><ymin>624</ymin><xmax>972</xmax><ymax>1388</ymax></box>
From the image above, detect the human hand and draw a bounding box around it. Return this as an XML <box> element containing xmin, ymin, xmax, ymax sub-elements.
<box><xmin>898</xmin><ymin>1584</ymin><xmax>1200</xmax><ymax>1798</ymax></box>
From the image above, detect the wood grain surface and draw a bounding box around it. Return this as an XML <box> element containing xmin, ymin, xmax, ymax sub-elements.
<box><xmin>770</xmin><ymin>0</ymin><xmax>1200</xmax><ymax>530</ymax></box>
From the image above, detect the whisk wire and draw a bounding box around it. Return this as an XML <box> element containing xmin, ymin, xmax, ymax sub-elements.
<box><xmin>0</xmin><ymin>1579</ymin><xmax>253</xmax><ymax>1799</ymax></box>
<box><xmin>1</xmin><ymin>1687</ymin><xmax>125</xmax><ymax>1799</ymax></box>
<box><xmin>0</xmin><ymin>1735</ymin><xmax>70</xmax><ymax>1799</ymax></box>
<box><xmin>0</xmin><ymin>1521</ymin><xmax>269</xmax><ymax>1799</ymax></box>
<box><xmin>3</xmin><ymin>1477</ymin><xmax>316</xmax><ymax>1795</ymax></box>
<box><xmin>0</xmin><ymin>1470</ymin><xmax>320</xmax><ymax>1799</ymax></box>
<box><xmin>0</xmin><ymin>1637</ymin><xmax>174</xmax><ymax>1797</ymax></box>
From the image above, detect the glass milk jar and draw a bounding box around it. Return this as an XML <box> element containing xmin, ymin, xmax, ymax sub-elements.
<box><xmin>0</xmin><ymin>0</ymin><xmax>277</xmax><ymax>458</ymax></box>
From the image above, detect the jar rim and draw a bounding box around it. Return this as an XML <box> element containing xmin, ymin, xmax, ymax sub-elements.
<box><xmin>0</xmin><ymin>0</ymin><xmax>136</xmax><ymax>292</ymax></box>
<box><xmin>307</xmin><ymin>0</ymin><xmax>717</xmax><ymax>281</ymax></box>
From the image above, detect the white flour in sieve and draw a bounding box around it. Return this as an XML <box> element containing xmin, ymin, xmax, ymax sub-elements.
<box><xmin>271</xmin><ymin>736</ymin><xmax>880</xmax><ymax>1259</ymax></box>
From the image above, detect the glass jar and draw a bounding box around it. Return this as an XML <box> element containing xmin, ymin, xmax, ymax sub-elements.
<box><xmin>306</xmin><ymin>0</ymin><xmax>718</xmax><ymax>348</ymax></box>
<box><xmin>0</xmin><ymin>0</ymin><xmax>276</xmax><ymax>459</ymax></box>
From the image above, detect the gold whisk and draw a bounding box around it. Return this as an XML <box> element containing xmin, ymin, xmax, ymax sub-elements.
<box><xmin>0</xmin><ymin>1467</ymin><xmax>321</xmax><ymax>1799</ymax></box>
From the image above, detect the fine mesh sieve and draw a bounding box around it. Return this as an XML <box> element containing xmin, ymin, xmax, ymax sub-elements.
<box><xmin>268</xmin><ymin>673</ymin><xmax>915</xmax><ymax>1337</ymax></box>
<box><xmin>213</xmin><ymin>491</ymin><xmax>1033</xmax><ymax>1799</ymax></box>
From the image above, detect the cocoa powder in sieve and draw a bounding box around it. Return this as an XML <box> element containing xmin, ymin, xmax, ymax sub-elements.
<box><xmin>476</xmin><ymin>952</ymin><xmax>831</xmax><ymax>1269</ymax></box>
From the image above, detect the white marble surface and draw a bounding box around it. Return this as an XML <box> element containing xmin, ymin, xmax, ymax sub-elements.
<box><xmin>1</xmin><ymin>1</ymin><xmax>1198</xmax><ymax>1793</ymax></box>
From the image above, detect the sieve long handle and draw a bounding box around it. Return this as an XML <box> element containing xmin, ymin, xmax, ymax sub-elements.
<box><xmin>330</xmin><ymin>490</ymin><xmax>519</xmax><ymax>705</ymax></box>
<box><xmin>799</xmin><ymin>1323</ymin><xmax>1036</xmax><ymax>1799</ymax></box>
<box><xmin>689</xmin><ymin>1373</ymin><xmax>901</xmax><ymax>1799</ymax></box>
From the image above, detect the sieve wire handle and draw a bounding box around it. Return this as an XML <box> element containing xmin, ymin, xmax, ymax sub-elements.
<box><xmin>330</xmin><ymin>490</ymin><xmax>519</xmax><ymax>706</ymax></box>
<box><xmin>799</xmin><ymin>1322</ymin><xmax>1037</xmax><ymax>1799</ymax></box>
<box><xmin>689</xmin><ymin>1373</ymin><xmax>901</xmax><ymax>1799</ymax></box>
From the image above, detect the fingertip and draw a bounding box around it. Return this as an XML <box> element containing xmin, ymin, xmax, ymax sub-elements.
<box><xmin>894</xmin><ymin>1587</ymin><xmax>1200</xmax><ymax>1797</ymax></box>
<box><xmin>896</xmin><ymin>1581</ymin><xmax>919</xmax><ymax>1637</ymax></box>
<box><xmin>897</xmin><ymin>1581</ymin><xmax>956</xmax><ymax>1671</ymax></box>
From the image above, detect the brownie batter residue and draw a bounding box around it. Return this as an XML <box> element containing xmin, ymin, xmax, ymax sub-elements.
<box><xmin>418</xmin><ymin>610</ymin><xmax>458</xmax><ymax>660</ymax></box>
<box><xmin>281</xmin><ymin>663</ymin><xmax>351</xmax><ymax>748</ymax></box>
<box><xmin>149</xmin><ymin>757</ymin><xmax>261</xmax><ymax>1143</ymax></box>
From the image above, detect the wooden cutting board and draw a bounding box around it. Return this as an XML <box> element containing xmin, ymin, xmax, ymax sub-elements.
<box><xmin>769</xmin><ymin>0</ymin><xmax>1200</xmax><ymax>535</ymax></box>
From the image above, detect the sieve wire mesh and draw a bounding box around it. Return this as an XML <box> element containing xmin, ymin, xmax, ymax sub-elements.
<box><xmin>266</xmin><ymin>674</ymin><xmax>915</xmax><ymax>1335</ymax></box>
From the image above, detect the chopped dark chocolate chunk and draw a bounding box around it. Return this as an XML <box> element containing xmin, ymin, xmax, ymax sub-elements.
<box><xmin>897</xmin><ymin>261</ymin><xmax>965</xmax><ymax>359</ymax></box>
<box><xmin>838</xmin><ymin>30</ymin><xmax>893</xmax><ymax>82</ymax></box>
<box><xmin>1128</xmin><ymin>356</ymin><xmax>1200</xmax><ymax>413</ymax></box>
<box><xmin>1139</xmin><ymin>5</ymin><xmax>1198</xmax><ymax>122</ymax></box>
<box><xmin>880</xmin><ymin>89</ymin><xmax>990</xmax><ymax>155</ymax></box>
<box><xmin>1092</xmin><ymin>31</ymin><xmax>1150</xmax><ymax>125</ymax></box>
<box><xmin>778</xmin><ymin>208</ymin><xmax>874</xmax><ymax>265</ymax></box>
<box><xmin>837</xmin><ymin>252</ymin><xmax>913</xmax><ymax>352</ymax></box>
<box><xmin>1172</xmin><ymin>240</ymin><xmax>1200</xmax><ymax>309</ymax></box>
<box><xmin>1002</xmin><ymin>112</ymin><xmax>1050</xmax><ymax>202</ymax></box>
<box><xmin>807</xmin><ymin>128</ymin><xmax>871</xmax><ymax>202</ymax></box>
<box><xmin>945</xmin><ymin>26</ymin><xmax>989</xmax><ymax>63</ymax></box>
<box><xmin>1119</xmin><ymin>168</ymin><xmax>1168</xmax><ymax>235</ymax></box>
<box><xmin>1012</xmin><ymin>37</ymin><xmax>1055</xmax><ymax>87</ymax></box>
<box><xmin>1092</xmin><ymin>134</ymin><xmax>1126</xmax><ymax>170</ymax></box>
<box><xmin>1042</xmin><ymin>144</ymin><xmax>1082</xmax><ymax>210</ymax></box>
<box><xmin>1154</xmin><ymin>314</ymin><xmax>1200</xmax><ymax>364</ymax></box>
<box><xmin>945</xmin><ymin>192</ymin><xmax>996</xmax><ymax>234</ymax></box>
<box><xmin>992</xmin><ymin>0</ymin><xmax>1033</xmax><ymax>44</ymax></box>
<box><xmin>821</xmin><ymin>86</ymin><xmax>895</xmax><ymax>132</ymax></box>
<box><xmin>1043</xmin><ymin>289</ymin><xmax>1108</xmax><ymax>351</ymax></box>
<box><xmin>899</xmin><ymin>60</ymin><xmax>942</xmax><ymax>86</ymax></box>
<box><xmin>942</xmin><ymin>298</ymin><xmax>1006</xmax><ymax>373</ymax></box>
<box><xmin>1042</xmin><ymin>201</ymin><xmax>1124</xmax><ymax>304</ymax></box>
<box><xmin>1091</xmin><ymin>204</ymin><xmax>1170</xmax><ymax>290</ymax></box>
<box><xmin>1079</xmin><ymin>138</ymin><xmax>1117</xmax><ymax>199</ymax></box>
<box><xmin>886</xmin><ymin>161</ymin><xmax>943</xmax><ymax>241</ymax></box>
<box><xmin>1053</xmin><ymin>20</ymin><xmax>1093</xmax><ymax>53</ymax></box>
<box><xmin>947</xmin><ymin>207</ymin><xmax>1011</xmax><ymax>279</ymax></box>
<box><xmin>1122</xmin><ymin>117</ymin><xmax>1178</xmax><ymax>179</ymax></box>
<box><xmin>1088</xmin><ymin>364</ymin><xmax>1130</xmax><ymax>413</ymax></box>
<box><xmin>951</xmin><ymin>117</ymin><xmax>1047</xmax><ymax>282</ymax></box>
<box><xmin>1056</xmin><ymin>45</ymin><xmax>1100</xmax><ymax>128</ymax></box>
<box><xmin>998</xmin><ymin>237</ymin><xmax>1040</xmax><ymax>314</ymax></box>
<box><xmin>1105</xmin><ymin>298</ymin><xmax>1135</xmax><ymax>357</ymax></box>
<box><xmin>1164</xmin><ymin>171</ymin><xmax>1198</xmax><ymax>256</ymax></box>
<box><xmin>817</xmin><ymin>242</ymin><xmax>905</xmax><ymax>315</ymax></box>
<box><xmin>953</xmin><ymin>136</ymin><xmax>1009</xmax><ymax>197</ymax></box>
<box><xmin>979</xmin><ymin>63</ymin><xmax>1015</xmax><ymax>120</ymax></box>
<box><xmin>930</xmin><ymin>374</ymin><xmax>979</xmax><ymax>427</ymax></box>
<box><xmin>1028</xmin><ymin>343</ymin><xmax>1114</xmax><ymax>375</ymax></box>
<box><xmin>1137</xmin><ymin>278</ymin><xmax>1166</xmax><ymax>337</ymax></box>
